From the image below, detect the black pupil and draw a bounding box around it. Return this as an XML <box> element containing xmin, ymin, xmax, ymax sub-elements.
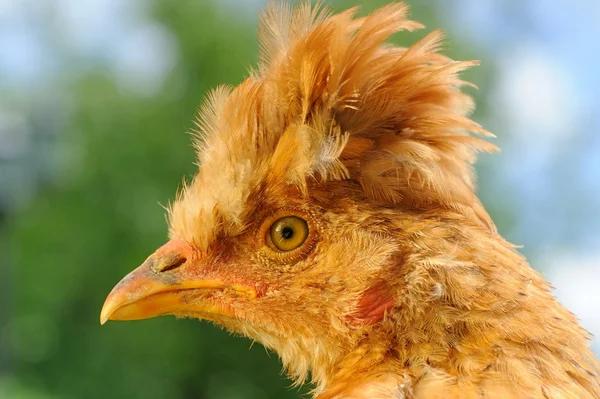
<box><xmin>281</xmin><ymin>226</ymin><xmax>294</xmax><ymax>240</ymax></box>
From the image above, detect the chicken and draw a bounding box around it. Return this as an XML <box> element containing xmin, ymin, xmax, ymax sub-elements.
<box><xmin>100</xmin><ymin>3</ymin><xmax>600</xmax><ymax>398</ymax></box>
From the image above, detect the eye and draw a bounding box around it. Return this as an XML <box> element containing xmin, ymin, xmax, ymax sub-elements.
<box><xmin>268</xmin><ymin>216</ymin><xmax>309</xmax><ymax>252</ymax></box>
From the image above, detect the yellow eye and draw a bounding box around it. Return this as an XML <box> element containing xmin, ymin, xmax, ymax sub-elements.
<box><xmin>268</xmin><ymin>216</ymin><xmax>309</xmax><ymax>252</ymax></box>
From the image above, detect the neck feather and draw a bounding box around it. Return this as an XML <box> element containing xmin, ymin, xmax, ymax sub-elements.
<box><xmin>311</xmin><ymin>221</ymin><xmax>600</xmax><ymax>397</ymax></box>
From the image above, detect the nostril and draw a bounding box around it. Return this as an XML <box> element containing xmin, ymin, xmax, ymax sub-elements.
<box><xmin>161</xmin><ymin>257</ymin><xmax>186</xmax><ymax>272</ymax></box>
<box><xmin>154</xmin><ymin>251</ymin><xmax>187</xmax><ymax>273</ymax></box>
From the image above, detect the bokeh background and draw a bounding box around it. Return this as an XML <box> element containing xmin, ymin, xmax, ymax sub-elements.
<box><xmin>1</xmin><ymin>0</ymin><xmax>599</xmax><ymax>398</ymax></box>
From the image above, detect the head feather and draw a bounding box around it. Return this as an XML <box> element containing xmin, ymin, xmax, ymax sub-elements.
<box><xmin>170</xmin><ymin>1</ymin><xmax>498</xmax><ymax>246</ymax></box>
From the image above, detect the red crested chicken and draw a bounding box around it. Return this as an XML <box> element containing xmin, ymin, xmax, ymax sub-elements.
<box><xmin>101</xmin><ymin>3</ymin><xmax>600</xmax><ymax>398</ymax></box>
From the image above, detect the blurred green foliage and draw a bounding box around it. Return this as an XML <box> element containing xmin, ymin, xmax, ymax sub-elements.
<box><xmin>3</xmin><ymin>1</ymin><xmax>494</xmax><ymax>398</ymax></box>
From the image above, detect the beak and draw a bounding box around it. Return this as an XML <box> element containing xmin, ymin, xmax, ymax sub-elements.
<box><xmin>100</xmin><ymin>239</ymin><xmax>256</xmax><ymax>325</ymax></box>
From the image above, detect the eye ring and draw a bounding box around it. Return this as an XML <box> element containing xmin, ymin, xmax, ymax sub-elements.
<box><xmin>267</xmin><ymin>216</ymin><xmax>309</xmax><ymax>252</ymax></box>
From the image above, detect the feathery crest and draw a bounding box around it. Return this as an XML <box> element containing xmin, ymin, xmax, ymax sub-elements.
<box><xmin>171</xmin><ymin>1</ymin><xmax>498</xmax><ymax>246</ymax></box>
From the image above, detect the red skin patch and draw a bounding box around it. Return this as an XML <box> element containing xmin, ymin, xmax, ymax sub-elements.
<box><xmin>348</xmin><ymin>281</ymin><xmax>396</xmax><ymax>325</ymax></box>
<box><xmin>254</xmin><ymin>282</ymin><xmax>268</xmax><ymax>298</ymax></box>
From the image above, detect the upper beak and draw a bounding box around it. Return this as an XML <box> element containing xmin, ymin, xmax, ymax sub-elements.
<box><xmin>100</xmin><ymin>239</ymin><xmax>256</xmax><ymax>325</ymax></box>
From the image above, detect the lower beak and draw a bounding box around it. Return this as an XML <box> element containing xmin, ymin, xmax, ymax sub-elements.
<box><xmin>100</xmin><ymin>240</ymin><xmax>256</xmax><ymax>325</ymax></box>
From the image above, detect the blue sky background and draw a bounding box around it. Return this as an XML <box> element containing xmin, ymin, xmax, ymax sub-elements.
<box><xmin>1</xmin><ymin>0</ymin><xmax>598</xmax><ymax>353</ymax></box>
<box><xmin>442</xmin><ymin>0</ymin><xmax>600</xmax><ymax>350</ymax></box>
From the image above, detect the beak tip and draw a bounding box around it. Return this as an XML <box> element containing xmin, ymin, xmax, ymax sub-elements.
<box><xmin>100</xmin><ymin>299</ymin><xmax>114</xmax><ymax>325</ymax></box>
<box><xmin>100</xmin><ymin>312</ymin><xmax>108</xmax><ymax>326</ymax></box>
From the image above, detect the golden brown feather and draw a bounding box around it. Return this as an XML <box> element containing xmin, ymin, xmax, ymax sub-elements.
<box><xmin>101</xmin><ymin>3</ymin><xmax>600</xmax><ymax>398</ymax></box>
